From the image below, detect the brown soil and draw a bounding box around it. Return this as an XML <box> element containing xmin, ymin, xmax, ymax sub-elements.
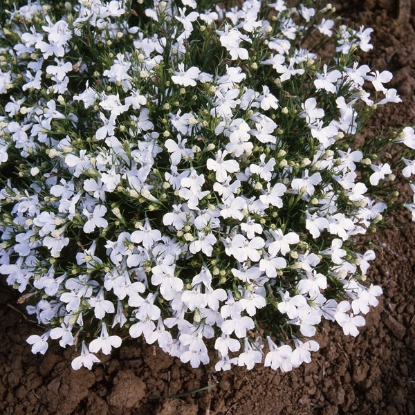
<box><xmin>1</xmin><ymin>2</ymin><xmax>415</xmax><ymax>415</ymax></box>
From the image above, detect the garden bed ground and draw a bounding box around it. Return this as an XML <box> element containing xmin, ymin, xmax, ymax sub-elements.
<box><xmin>1</xmin><ymin>1</ymin><xmax>415</xmax><ymax>414</ymax></box>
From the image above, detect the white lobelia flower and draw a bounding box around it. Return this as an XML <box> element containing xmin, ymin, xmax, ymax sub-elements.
<box><xmin>291</xmin><ymin>170</ymin><xmax>322</xmax><ymax>197</ymax></box>
<box><xmin>71</xmin><ymin>341</ymin><xmax>101</xmax><ymax>370</ymax></box>
<box><xmin>26</xmin><ymin>332</ymin><xmax>50</xmax><ymax>355</ymax></box>
<box><xmin>131</xmin><ymin>218</ymin><xmax>162</xmax><ymax>249</ymax></box>
<box><xmin>264</xmin><ymin>336</ymin><xmax>293</xmax><ymax>372</ymax></box>
<box><xmin>320</xmin><ymin>238</ymin><xmax>347</xmax><ymax>264</ymax></box>
<box><xmin>369</xmin><ymin>163</ymin><xmax>392</xmax><ymax>186</ymax></box>
<box><xmin>314</xmin><ymin>64</ymin><xmax>341</xmax><ymax>93</ymax></box>
<box><xmin>297</xmin><ymin>270</ymin><xmax>327</xmax><ymax>298</ymax></box>
<box><xmin>258</xmin><ymin>85</ymin><xmax>279</xmax><ymax>110</ymax></box>
<box><xmin>291</xmin><ymin>338</ymin><xmax>319</xmax><ymax>368</ymax></box>
<box><xmin>175</xmin><ymin>8</ymin><xmax>199</xmax><ymax>41</ymax></box>
<box><xmin>129</xmin><ymin>292</ymin><xmax>161</xmax><ymax>320</ymax></box>
<box><xmin>50</xmin><ymin>323</ymin><xmax>74</xmax><ymax>348</ymax></box>
<box><xmin>305</xmin><ymin>211</ymin><xmax>329</xmax><ymax>239</ymax></box>
<box><xmin>218</xmin><ymin>25</ymin><xmax>251</xmax><ymax>61</ymax></box>
<box><xmin>240</xmin><ymin>288</ymin><xmax>266</xmax><ymax>316</ymax></box>
<box><xmin>240</xmin><ymin>217</ymin><xmax>263</xmax><ymax>239</ymax></box>
<box><xmin>289</xmin><ymin>305</ymin><xmax>321</xmax><ymax>337</ymax></box>
<box><xmin>351</xmin><ymin>284</ymin><xmax>382</xmax><ymax>315</ymax></box>
<box><xmin>165</xmin><ymin>135</ymin><xmax>194</xmax><ymax>165</ymax></box>
<box><xmin>334</xmin><ymin>301</ymin><xmax>366</xmax><ymax>337</ymax></box>
<box><xmin>89</xmin><ymin>323</ymin><xmax>122</xmax><ymax>355</ymax></box>
<box><xmin>402</xmin><ymin>158</ymin><xmax>415</xmax><ymax>177</ymax></box>
<box><xmin>189</xmin><ymin>231</ymin><xmax>217</xmax><ymax>256</ymax></box>
<box><xmin>82</xmin><ymin>205</ymin><xmax>108</xmax><ymax>234</ymax></box>
<box><xmin>87</xmin><ymin>289</ymin><xmax>115</xmax><ymax>319</ymax></box>
<box><xmin>171</xmin><ymin>63</ymin><xmax>200</xmax><ymax>87</ymax></box>
<box><xmin>248</xmin><ymin>153</ymin><xmax>276</xmax><ymax>182</ymax></box>
<box><xmin>151</xmin><ymin>255</ymin><xmax>184</xmax><ymax>301</ymax></box>
<box><xmin>367</xmin><ymin>70</ymin><xmax>393</xmax><ymax>94</ymax></box>
<box><xmin>300</xmin><ymin>97</ymin><xmax>324</xmax><ymax>124</ymax></box>
<box><xmin>237</xmin><ymin>338</ymin><xmax>263</xmax><ymax>370</ymax></box>
<box><xmin>146</xmin><ymin>318</ymin><xmax>174</xmax><ymax>350</ymax></box>
<box><xmin>259</xmin><ymin>253</ymin><xmax>287</xmax><ymax>278</ymax></box>
<box><xmin>259</xmin><ymin>182</ymin><xmax>286</xmax><ymax>208</ymax></box>
<box><xmin>277</xmin><ymin>291</ymin><xmax>308</xmax><ymax>319</ymax></box>
<box><xmin>224</xmin><ymin>234</ymin><xmax>265</xmax><ymax>263</ymax></box>
<box><xmin>214</xmin><ymin>334</ymin><xmax>241</xmax><ymax>356</ymax></box>
<box><xmin>163</xmin><ymin>204</ymin><xmax>188</xmax><ymax>230</ymax></box>
<box><xmin>268</xmin><ymin>229</ymin><xmax>299</xmax><ymax>256</ymax></box>
<box><xmin>327</xmin><ymin>213</ymin><xmax>355</xmax><ymax>241</ymax></box>
<box><xmin>207</xmin><ymin>149</ymin><xmax>240</xmax><ymax>182</ymax></box>
<box><xmin>356</xmin><ymin>250</ymin><xmax>376</xmax><ymax>275</ymax></box>
<box><xmin>219</xmin><ymin>195</ymin><xmax>247</xmax><ymax>221</ymax></box>
<box><xmin>397</xmin><ymin>126</ymin><xmax>415</xmax><ymax>149</ymax></box>
<box><xmin>231</xmin><ymin>265</ymin><xmax>262</xmax><ymax>284</ymax></box>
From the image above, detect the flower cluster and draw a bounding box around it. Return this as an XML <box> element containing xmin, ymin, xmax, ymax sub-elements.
<box><xmin>0</xmin><ymin>0</ymin><xmax>414</xmax><ymax>372</ymax></box>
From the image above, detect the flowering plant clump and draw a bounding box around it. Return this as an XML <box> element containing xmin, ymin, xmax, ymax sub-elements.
<box><xmin>1</xmin><ymin>0</ymin><xmax>414</xmax><ymax>372</ymax></box>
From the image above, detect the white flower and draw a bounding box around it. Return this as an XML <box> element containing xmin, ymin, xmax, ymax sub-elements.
<box><xmin>214</xmin><ymin>334</ymin><xmax>241</xmax><ymax>356</ymax></box>
<box><xmin>88</xmin><ymin>289</ymin><xmax>115</xmax><ymax>319</ymax></box>
<box><xmin>300</xmin><ymin>97</ymin><xmax>324</xmax><ymax>123</ymax></box>
<box><xmin>259</xmin><ymin>183</ymin><xmax>286</xmax><ymax>208</ymax></box>
<box><xmin>180</xmin><ymin>344</ymin><xmax>210</xmax><ymax>368</ymax></box>
<box><xmin>316</xmin><ymin>18</ymin><xmax>334</xmax><ymax>37</ymax></box>
<box><xmin>320</xmin><ymin>238</ymin><xmax>347</xmax><ymax>264</ymax></box>
<box><xmin>314</xmin><ymin>64</ymin><xmax>341</xmax><ymax>93</ymax></box>
<box><xmin>189</xmin><ymin>231</ymin><xmax>217</xmax><ymax>256</ymax></box>
<box><xmin>291</xmin><ymin>339</ymin><xmax>319</xmax><ymax>368</ymax></box>
<box><xmin>240</xmin><ymin>289</ymin><xmax>266</xmax><ymax>316</ymax></box>
<box><xmin>297</xmin><ymin>270</ymin><xmax>327</xmax><ymax>298</ymax></box>
<box><xmin>163</xmin><ymin>204</ymin><xmax>188</xmax><ymax>230</ymax></box>
<box><xmin>237</xmin><ymin>338</ymin><xmax>263</xmax><ymax>370</ymax></box>
<box><xmin>151</xmin><ymin>255</ymin><xmax>184</xmax><ymax>301</ymax></box>
<box><xmin>129</xmin><ymin>292</ymin><xmax>161</xmax><ymax>320</ymax></box>
<box><xmin>289</xmin><ymin>306</ymin><xmax>321</xmax><ymax>337</ymax></box>
<box><xmin>26</xmin><ymin>332</ymin><xmax>50</xmax><ymax>355</ymax></box>
<box><xmin>402</xmin><ymin>158</ymin><xmax>415</xmax><ymax>177</ymax></box>
<box><xmin>335</xmin><ymin>301</ymin><xmax>366</xmax><ymax>337</ymax></box>
<box><xmin>248</xmin><ymin>153</ymin><xmax>276</xmax><ymax>182</ymax></box>
<box><xmin>291</xmin><ymin>170</ymin><xmax>322</xmax><ymax>197</ymax></box>
<box><xmin>219</xmin><ymin>25</ymin><xmax>251</xmax><ymax>60</ymax></box>
<box><xmin>356</xmin><ymin>250</ymin><xmax>376</xmax><ymax>275</ymax></box>
<box><xmin>165</xmin><ymin>135</ymin><xmax>194</xmax><ymax>165</ymax></box>
<box><xmin>351</xmin><ymin>284</ymin><xmax>382</xmax><ymax>315</ymax></box>
<box><xmin>172</xmin><ymin>63</ymin><xmax>200</xmax><ymax>87</ymax></box>
<box><xmin>82</xmin><ymin>205</ymin><xmax>108</xmax><ymax>234</ymax></box>
<box><xmin>219</xmin><ymin>195</ymin><xmax>247</xmax><ymax>221</ymax></box>
<box><xmin>327</xmin><ymin>213</ymin><xmax>355</xmax><ymax>240</ymax></box>
<box><xmin>367</xmin><ymin>70</ymin><xmax>393</xmax><ymax>94</ymax></box>
<box><xmin>46</xmin><ymin>58</ymin><xmax>72</xmax><ymax>82</ymax></box>
<box><xmin>225</xmin><ymin>234</ymin><xmax>265</xmax><ymax>263</ymax></box>
<box><xmin>89</xmin><ymin>323</ymin><xmax>122</xmax><ymax>355</ymax></box>
<box><xmin>277</xmin><ymin>291</ymin><xmax>308</xmax><ymax>319</ymax></box>
<box><xmin>305</xmin><ymin>211</ymin><xmax>329</xmax><ymax>239</ymax></box>
<box><xmin>268</xmin><ymin>229</ymin><xmax>299</xmax><ymax>256</ymax></box>
<box><xmin>397</xmin><ymin>126</ymin><xmax>415</xmax><ymax>149</ymax></box>
<box><xmin>258</xmin><ymin>85</ymin><xmax>279</xmax><ymax>110</ymax></box>
<box><xmin>207</xmin><ymin>149</ymin><xmax>240</xmax><ymax>182</ymax></box>
<box><xmin>240</xmin><ymin>217</ymin><xmax>263</xmax><ymax>239</ymax></box>
<box><xmin>71</xmin><ymin>342</ymin><xmax>101</xmax><ymax>370</ymax></box>
<box><xmin>50</xmin><ymin>323</ymin><xmax>74</xmax><ymax>348</ymax></box>
<box><xmin>259</xmin><ymin>253</ymin><xmax>287</xmax><ymax>278</ymax></box>
<box><xmin>377</xmin><ymin>88</ymin><xmax>401</xmax><ymax>105</ymax></box>
<box><xmin>264</xmin><ymin>337</ymin><xmax>293</xmax><ymax>372</ymax></box>
<box><xmin>369</xmin><ymin>163</ymin><xmax>392</xmax><ymax>186</ymax></box>
<box><xmin>131</xmin><ymin>218</ymin><xmax>162</xmax><ymax>249</ymax></box>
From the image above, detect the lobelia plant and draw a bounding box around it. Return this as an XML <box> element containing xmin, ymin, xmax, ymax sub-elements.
<box><xmin>0</xmin><ymin>0</ymin><xmax>414</xmax><ymax>372</ymax></box>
